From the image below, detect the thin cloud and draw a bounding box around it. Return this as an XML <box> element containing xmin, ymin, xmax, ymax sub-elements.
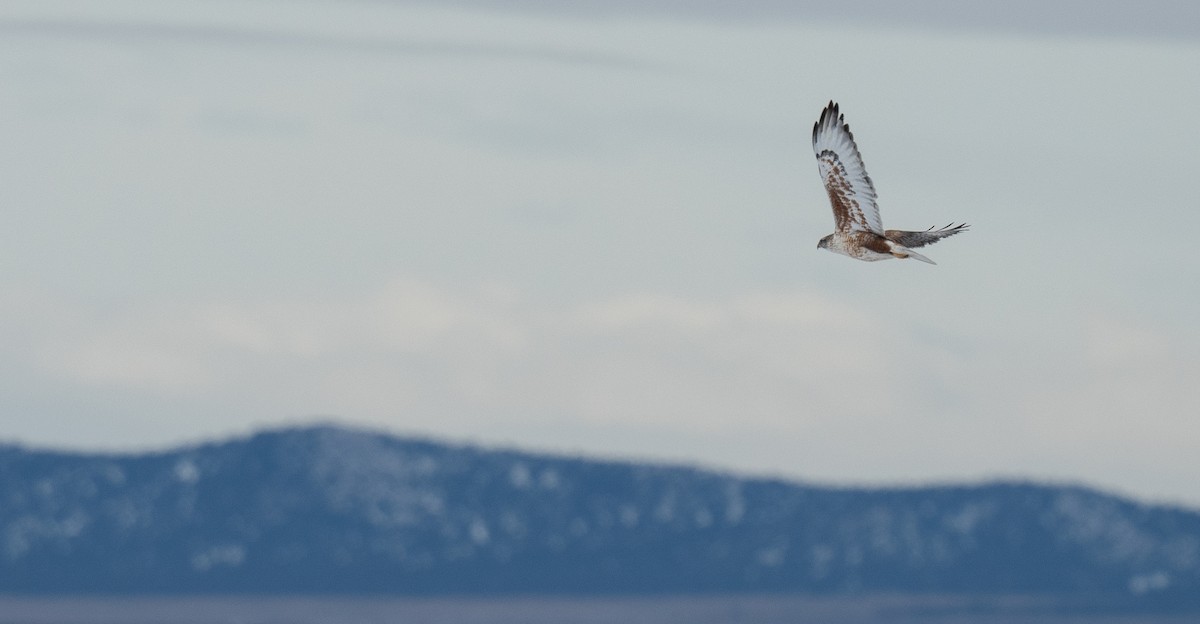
<box><xmin>0</xmin><ymin>17</ymin><xmax>648</xmax><ymax>68</ymax></box>
<box><xmin>23</xmin><ymin>280</ymin><xmax>903</xmax><ymax>426</ymax></box>
<box><xmin>391</xmin><ymin>0</ymin><xmax>1200</xmax><ymax>42</ymax></box>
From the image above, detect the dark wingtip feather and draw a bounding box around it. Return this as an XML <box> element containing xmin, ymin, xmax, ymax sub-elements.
<box><xmin>815</xmin><ymin>100</ymin><xmax>838</xmax><ymax>144</ymax></box>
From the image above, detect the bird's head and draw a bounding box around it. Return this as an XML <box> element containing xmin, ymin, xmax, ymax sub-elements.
<box><xmin>817</xmin><ymin>235</ymin><xmax>831</xmax><ymax>250</ymax></box>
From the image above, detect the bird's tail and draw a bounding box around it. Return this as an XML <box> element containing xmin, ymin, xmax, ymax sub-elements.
<box><xmin>889</xmin><ymin>243</ymin><xmax>936</xmax><ymax>265</ymax></box>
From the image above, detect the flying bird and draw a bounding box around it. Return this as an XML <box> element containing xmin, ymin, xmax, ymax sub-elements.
<box><xmin>812</xmin><ymin>101</ymin><xmax>968</xmax><ymax>264</ymax></box>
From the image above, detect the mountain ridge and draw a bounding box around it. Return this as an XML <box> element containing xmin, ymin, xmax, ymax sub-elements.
<box><xmin>2</xmin><ymin>424</ymin><xmax>1198</xmax><ymax>607</ymax></box>
<box><xmin>3</xmin><ymin>422</ymin><xmax>1169</xmax><ymax>509</ymax></box>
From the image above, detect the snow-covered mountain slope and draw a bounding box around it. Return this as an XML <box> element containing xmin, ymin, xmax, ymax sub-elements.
<box><xmin>1</xmin><ymin>425</ymin><xmax>1198</xmax><ymax>605</ymax></box>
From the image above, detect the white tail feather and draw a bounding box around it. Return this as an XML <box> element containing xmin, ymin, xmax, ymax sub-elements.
<box><xmin>889</xmin><ymin>242</ymin><xmax>936</xmax><ymax>265</ymax></box>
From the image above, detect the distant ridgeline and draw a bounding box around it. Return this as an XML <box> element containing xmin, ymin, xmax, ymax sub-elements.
<box><xmin>1</xmin><ymin>425</ymin><xmax>1198</xmax><ymax>607</ymax></box>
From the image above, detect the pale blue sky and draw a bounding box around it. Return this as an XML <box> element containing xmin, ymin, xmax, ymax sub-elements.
<box><xmin>2</xmin><ymin>1</ymin><xmax>1199</xmax><ymax>506</ymax></box>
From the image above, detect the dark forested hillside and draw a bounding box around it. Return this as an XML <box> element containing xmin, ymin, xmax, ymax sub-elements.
<box><xmin>2</xmin><ymin>425</ymin><xmax>1198</xmax><ymax>609</ymax></box>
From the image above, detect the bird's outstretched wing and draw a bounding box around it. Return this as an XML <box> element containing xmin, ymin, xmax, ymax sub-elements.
<box><xmin>884</xmin><ymin>223</ymin><xmax>970</xmax><ymax>249</ymax></box>
<box><xmin>812</xmin><ymin>101</ymin><xmax>882</xmax><ymax>235</ymax></box>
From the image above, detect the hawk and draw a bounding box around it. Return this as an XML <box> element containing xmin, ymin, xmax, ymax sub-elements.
<box><xmin>813</xmin><ymin>101</ymin><xmax>968</xmax><ymax>264</ymax></box>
